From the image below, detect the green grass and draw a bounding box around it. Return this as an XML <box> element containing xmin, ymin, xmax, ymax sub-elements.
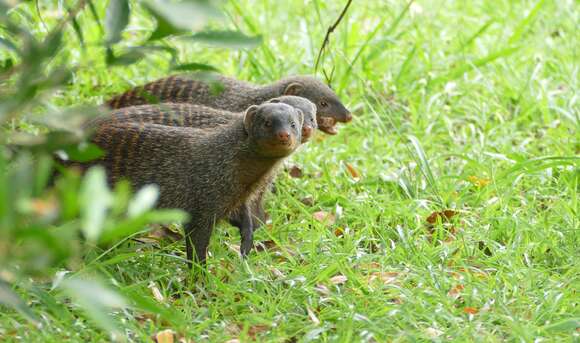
<box><xmin>1</xmin><ymin>0</ymin><xmax>579</xmax><ymax>341</ymax></box>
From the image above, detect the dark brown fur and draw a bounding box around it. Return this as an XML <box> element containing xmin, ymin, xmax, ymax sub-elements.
<box><xmin>99</xmin><ymin>98</ymin><xmax>315</xmax><ymax>254</ymax></box>
<box><xmin>84</xmin><ymin>102</ymin><xmax>303</xmax><ymax>266</ymax></box>
<box><xmin>107</xmin><ymin>74</ymin><xmax>351</xmax><ymax>135</ymax></box>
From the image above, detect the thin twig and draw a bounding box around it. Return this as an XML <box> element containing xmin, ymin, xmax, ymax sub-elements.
<box><xmin>35</xmin><ymin>0</ymin><xmax>48</xmax><ymax>32</ymax></box>
<box><xmin>314</xmin><ymin>0</ymin><xmax>353</xmax><ymax>73</ymax></box>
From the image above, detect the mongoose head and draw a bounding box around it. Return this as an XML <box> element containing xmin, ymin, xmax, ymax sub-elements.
<box><xmin>281</xmin><ymin>76</ymin><xmax>352</xmax><ymax>135</ymax></box>
<box><xmin>244</xmin><ymin>103</ymin><xmax>304</xmax><ymax>158</ymax></box>
<box><xmin>267</xmin><ymin>96</ymin><xmax>317</xmax><ymax>143</ymax></box>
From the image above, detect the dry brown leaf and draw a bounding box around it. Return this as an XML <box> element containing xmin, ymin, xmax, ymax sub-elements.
<box><xmin>300</xmin><ymin>196</ymin><xmax>314</xmax><ymax>207</ymax></box>
<box><xmin>271</xmin><ymin>268</ymin><xmax>285</xmax><ymax>278</ymax></box>
<box><xmin>155</xmin><ymin>329</ymin><xmax>175</xmax><ymax>343</ymax></box>
<box><xmin>329</xmin><ymin>274</ymin><xmax>348</xmax><ymax>285</ymax></box>
<box><xmin>447</xmin><ymin>284</ymin><xmax>464</xmax><ymax>299</ymax></box>
<box><xmin>334</xmin><ymin>227</ymin><xmax>344</xmax><ymax>237</ymax></box>
<box><xmin>463</xmin><ymin>307</ymin><xmax>479</xmax><ymax>315</ymax></box>
<box><xmin>314</xmin><ymin>284</ymin><xmax>330</xmax><ymax>296</ymax></box>
<box><xmin>246</xmin><ymin>324</ymin><xmax>269</xmax><ymax>339</ymax></box>
<box><xmin>254</xmin><ymin>240</ymin><xmax>278</xmax><ymax>252</ymax></box>
<box><xmin>227</xmin><ymin>243</ymin><xmax>241</xmax><ymax>254</ymax></box>
<box><xmin>288</xmin><ymin>165</ymin><xmax>303</xmax><ymax>178</ymax></box>
<box><xmin>425</xmin><ymin>327</ymin><xmax>443</xmax><ymax>338</ymax></box>
<box><xmin>148</xmin><ymin>282</ymin><xmax>165</xmax><ymax>302</ymax></box>
<box><xmin>345</xmin><ymin>162</ymin><xmax>361</xmax><ymax>179</ymax></box>
<box><xmin>426</xmin><ymin>210</ymin><xmax>458</xmax><ymax>225</ymax></box>
<box><xmin>467</xmin><ymin>175</ymin><xmax>491</xmax><ymax>187</ymax></box>
<box><xmin>368</xmin><ymin>271</ymin><xmax>399</xmax><ymax>285</ymax></box>
<box><xmin>307</xmin><ymin>307</ymin><xmax>320</xmax><ymax>325</ymax></box>
<box><xmin>29</xmin><ymin>197</ymin><xmax>58</xmax><ymax>217</ymax></box>
<box><xmin>313</xmin><ymin>211</ymin><xmax>336</xmax><ymax>225</ymax></box>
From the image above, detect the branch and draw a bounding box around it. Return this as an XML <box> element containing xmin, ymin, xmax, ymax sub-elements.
<box><xmin>314</xmin><ymin>0</ymin><xmax>354</xmax><ymax>73</ymax></box>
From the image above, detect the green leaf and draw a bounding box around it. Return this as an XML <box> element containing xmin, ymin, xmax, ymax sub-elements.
<box><xmin>99</xmin><ymin>209</ymin><xmax>188</xmax><ymax>244</ymax></box>
<box><xmin>122</xmin><ymin>288</ymin><xmax>186</xmax><ymax>326</ymax></box>
<box><xmin>105</xmin><ymin>0</ymin><xmax>130</xmax><ymax>45</ymax></box>
<box><xmin>60</xmin><ymin>278</ymin><xmax>127</xmax><ymax>334</ymax></box>
<box><xmin>70</xmin><ymin>13</ymin><xmax>85</xmax><ymax>47</ymax></box>
<box><xmin>542</xmin><ymin>318</ymin><xmax>579</xmax><ymax>333</ymax></box>
<box><xmin>144</xmin><ymin>0</ymin><xmax>223</xmax><ymax>41</ymax></box>
<box><xmin>80</xmin><ymin>166</ymin><xmax>112</xmax><ymax>242</ymax></box>
<box><xmin>128</xmin><ymin>184</ymin><xmax>159</xmax><ymax>217</ymax></box>
<box><xmin>186</xmin><ymin>30</ymin><xmax>263</xmax><ymax>49</ymax></box>
<box><xmin>171</xmin><ymin>62</ymin><xmax>220</xmax><ymax>72</ymax></box>
<box><xmin>62</xmin><ymin>143</ymin><xmax>104</xmax><ymax>163</ymax></box>
<box><xmin>87</xmin><ymin>0</ymin><xmax>104</xmax><ymax>34</ymax></box>
<box><xmin>106</xmin><ymin>47</ymin><xmax>145</xmax><ymax>66</ymax></box>
<box><xmin>0</xmin><ymin>37</ymin><xmax>18</xmax><ymax>53</ymax></box>
<box><xmin>0</xmin><ymin>280</ymin><xmax>40</xmax><ymax>325</ymax></box>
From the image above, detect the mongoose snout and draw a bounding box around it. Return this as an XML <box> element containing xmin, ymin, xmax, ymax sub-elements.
<box><xmin>267</xmin><ymin>96</ymin><xmax>317</xmax><ymax>143</ymax></box>
<box><xmin>301</xmin><ymin>125</ymin><xmax>313</xmax><ymax>140</ymax></box>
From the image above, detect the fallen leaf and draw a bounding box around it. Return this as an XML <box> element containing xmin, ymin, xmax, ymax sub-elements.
<box><xmin>288</xmin><ymin>165</ymin><xmax>303</xmax><ymax>178</ymax></box>
<box><xmin>29</xmin><ymin>197</ymin><xmax>59</xmax><ymax>218</ymax></box>
<box><xmin>426</xmin><ymin>210</ymin><xmax>458</xmax><ymax>225</ymax></box>
<box><xmin>314</xmin><ymin>284</ymin><xmax>330</xmax><ymax>296</ymax></box>
<box><xmin>254</xmin><ymin>240</ymin><xmax>278</xmax><ymax>252</ymax></box>
<box><xmin>463</xmin><ymin>307</ymin><xmax>479</xmax><ymax>315</ymax></box>
<box><xmin>467</xmin><ymin>175</ymin><xmax>490</xmax><ymax>188</ymax></box>
<box><xmin>227</xmin><ymin>243</ymin><xmax>241</xmax><ymax>254</ymax></box>
<box><xmin>368</xmin><ymin>271</ymin><xmax>399</xmax><ymax>285</ymax></box>
<box><xmin>329</xmin><ymin>274</ymin><xmax>347</xmax><ymax>285</ymax></box>
<box><xmin>271</xmin><ymin>268</ymin><xmax>285</xmax><ymax>278</ymax></box>
<box><xmin>246</xmin><ymin>324</ymin><xmax>269</xmax><ymax>339</ymax></box>
<box><xmin>425</xmin><ymin>327</ymin><xmax>443</xmax><ymax>338</ymax></box>
<box><xmin>307</xmin><ymin>307</ymin><xmax>320</xmax><ymax>325</ymax></box>
<box><xmin>155</xmin><ymin>329</ymin><xmax>175</xmax><ymax>343</ymax></box>
<box><xmin>345</xmin><ymin>162</ymin><xmax>361</xmax><ymax>179</ymax></box>
<box><xmin>334</xmin><ymin>227</ymin><xmax>344</xmax><ymax>237</ymax></box>
<box><xmin>313</xmin><ymin>211</ymin><xmax>336</xmax><ymax>225</ymax></box>
<box><xmin>300</xmin><ymin>196</ymin><xmax>314</xmax><ymax>207</ymax></box>
<box><xmin>145</xmin><ymin>226</ymin><xmax>183</xmax><ymax>242</ymax></box>
<box><xmin>225</xmin><ymin>340</ymin><xmax>240</xmax><ymax>343</ymax></box>
<box><xmin>148</xmin><ymin>282</ymin><xmax>165</xmax><ymax>302</ymax></box>
<box><xmin>447</xmin><ymin>284</ymin><xmax>464</xmax><ymax>299</ymax></box>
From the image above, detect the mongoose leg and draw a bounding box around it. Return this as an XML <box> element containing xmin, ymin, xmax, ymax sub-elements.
<box><xmin>184</xmin><ymin>219</ymin><xmax>213</xmax><ymax>268</ymax></box>
<box><xmin>250</xmin><ymin>194</ymin><xmax>268</xmax><ymax>231</ymax></box>
<box><xmin>239</xmin><ymin>203</ymin><xmax>254</xmax><ymax>257</ymax></box>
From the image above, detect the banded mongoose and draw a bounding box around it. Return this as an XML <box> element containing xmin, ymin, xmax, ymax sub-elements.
<box><xmin>107</xmin><ymin>74</ymin><xmax>351</xmax><ymax>135</ymax></box>
<box><xmin>109</xmin><ymin>96</ymin><xmax>316</xmax><ymax>255</ymax></box>
<box><xmin>115</xmin><ymin>95</ymin><xmax>317</xmax><ymax>143</ymax></box>
<box><xmin>86</xmin><ymin>102</ymin><xmax>304</xmax><ymax>266</ymax></box>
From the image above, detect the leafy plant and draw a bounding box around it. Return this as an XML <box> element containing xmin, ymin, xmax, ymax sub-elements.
<box><xmin>0</xmin><ymin>0</ymin><xmax>260</xmax><ymax>336</ymax></box>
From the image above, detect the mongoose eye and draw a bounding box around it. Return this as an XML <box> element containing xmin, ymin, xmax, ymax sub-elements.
<box><xmin>264</xmin><ymin>120</ymin><xmax>272</xmax><ymax>128</ymax></box>
<box><xmin>320</xmin><ymin>100</ymin><xmax>328</xmax><ymax>107</ymax></box>
<box><xmin>291</xmin><ymin>122</ymin><xmax>297</xmax><ymax>128</ymax></box>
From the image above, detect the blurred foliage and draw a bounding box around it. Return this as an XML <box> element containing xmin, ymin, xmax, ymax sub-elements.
<box><xmin>0</xmin><ymin>0</ymin><xmax>260</xmax><ymax>336</ymax></box>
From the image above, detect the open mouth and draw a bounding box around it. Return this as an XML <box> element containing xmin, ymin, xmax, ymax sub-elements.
<box><xmin>317</xmin><ymin>116</ymin><xmax>338</xmax><ymax>135</ymax></box>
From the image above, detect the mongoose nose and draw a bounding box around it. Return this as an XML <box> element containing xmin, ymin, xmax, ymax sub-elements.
<box><xmin>277</xmin><ymin>130</ymin><xmax>290</xmax><ymax>142</ymax></box>
<box><xmin>344</xmin><ymin>112</ymin><xmax>353</xmax><ymax>122</ymax></box>
<box><xmin>302</xmin><ymin>126</ymin><xmax>313</xmax><ymax>138</ymax></box>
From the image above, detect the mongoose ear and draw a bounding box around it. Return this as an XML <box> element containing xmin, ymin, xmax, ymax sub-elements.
<box><xmin>268</xmin><ymin>98</ymin><xmax>281</xmax><ymax>103</ymax></box>
<box><xmin>243</xmin><ymin>105</ymin><xmax>259</xmax><ymax>132</ymax></box>
<box><xmin>284</xmin><ymin>82</ymin><xmax>303</xmax><ymax>96</ymax></box>
<box><xmin>296</xmin><ymin>109</ymin><xmax>305</xmax><ymax>127</ymax></box>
